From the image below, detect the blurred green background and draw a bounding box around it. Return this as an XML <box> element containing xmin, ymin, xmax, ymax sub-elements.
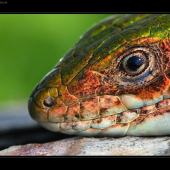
<box><xmin>0</xmin><ymin>14</ymin><xmax>112</xmax><ymax>107</ymax></box>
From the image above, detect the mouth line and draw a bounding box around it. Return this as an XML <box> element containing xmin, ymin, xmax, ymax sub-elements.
<box><xmin>35</xmin><ymin>96</ymin><xmax>170</xmax><ymax>124</ymax></box>
<box><xmin>31</xmin><ymin>96</ymin><xmax>170</xmax><ymax>137</ymax></box>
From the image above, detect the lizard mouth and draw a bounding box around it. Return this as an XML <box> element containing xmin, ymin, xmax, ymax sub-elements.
<box><xmin>28</xmin><ymin>91</ymin><xmax>170</xmax><ymax>137</ymax></box>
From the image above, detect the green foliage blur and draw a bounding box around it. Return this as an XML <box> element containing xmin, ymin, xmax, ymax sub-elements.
<box><xmin>0</xmin><ymin>14</ymin><xmax>112</xmax><ymax>105</ymax></box>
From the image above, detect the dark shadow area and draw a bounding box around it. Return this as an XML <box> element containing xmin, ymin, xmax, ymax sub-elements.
<box><xmin>0</xmin><ymin>104</ymin><xmax>76</xmax><ymax>151</ymax></box>
<box><xmin>0</xmin><ymin>126</ymin><xmax>76</xmax><ymax>151</ymax></box>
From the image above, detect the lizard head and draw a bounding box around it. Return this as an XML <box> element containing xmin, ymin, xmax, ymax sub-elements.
<box><xmin>28</xmin><ymin>14</ymin><xmax>170</xmax><ymax>136</ymax></box>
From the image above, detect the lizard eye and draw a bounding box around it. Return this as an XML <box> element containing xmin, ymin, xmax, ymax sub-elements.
<box><xmin>117</xmin><ymin>47</ymin><xmax>158</xmax><ymax>86</ymax></box>
<box><xmin>121</xmin><ymin>51</ymin><xmax>147</xmax><ymax>76</ymax></box>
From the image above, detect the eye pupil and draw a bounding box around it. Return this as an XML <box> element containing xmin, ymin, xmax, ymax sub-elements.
<box><xmin>43</xmin><ymin>96</ymin><xmax>54</xmax><ymax>107</ymax></box>
<box><xmin>127</xmin><ymin>56</ymin><xmax>143</xmax><ymax>71</ymax></box>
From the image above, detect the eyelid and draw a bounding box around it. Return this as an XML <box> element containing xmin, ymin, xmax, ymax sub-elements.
<box><xmin>121</xmin><ymin>67</ymin><xmax>150</xmax><ymax>82</ymax></box>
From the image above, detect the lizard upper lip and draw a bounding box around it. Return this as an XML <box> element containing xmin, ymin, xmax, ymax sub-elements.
<box><xmin>32</xmin><ymin>97</ymin><xmax>170</xmax><ymax>137</ymax></box>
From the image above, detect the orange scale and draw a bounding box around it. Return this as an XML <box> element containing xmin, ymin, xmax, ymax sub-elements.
<box><xmin>58</xmin><ymin>85</ymin><xmax>79</xmax><ymax>105</ymax></box>
<box><xmin>80</xmin><ymin>96</ymin><xmax>100</xmax><ymax>120</ymax></box>
<box><xmin>99</xmin><ymin>95</ymin><xmax>127</xmax><ymax>116</ymax></box>
<box><xmin>48</xmin><ymin>106</ymin><xmax>68</xmax><ymax>123</ymax></box>
<box><xmin>67</xmin><ymin>71</ymin><xmax>102</xmax><ymax>99</ymax></box>
<box><xmin>65</xmin><ymin>102</ymin><xmax>80</xmax><ymax>122</ymax></box>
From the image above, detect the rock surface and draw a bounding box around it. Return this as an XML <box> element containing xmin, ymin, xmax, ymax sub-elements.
<box><xmin>1</xmin><ymin>136</ymin><xmax>170</xmax><ymax>156</ymax></box>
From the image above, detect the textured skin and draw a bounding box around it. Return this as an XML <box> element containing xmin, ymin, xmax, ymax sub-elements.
<box><xmin>28</xmin><ymin>14</ymin><xmax>170</xmax><ymax>136</ymax></box>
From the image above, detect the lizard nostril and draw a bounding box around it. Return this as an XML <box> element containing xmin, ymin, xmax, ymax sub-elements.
<box><xmin>43</xmin><ymin>96</ymin><xmax>55</xmax><ymax>108</ymax></box>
